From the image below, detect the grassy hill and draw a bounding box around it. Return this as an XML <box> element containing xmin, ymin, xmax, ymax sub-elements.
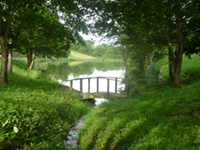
<box><xmin>69</xmin><ymin>50</ymin><xmax>96</xmax><ymax>60</ymax></box>
<box><xmin>78</xmin><ymin>54</ymin><xmax>200</xmax><ymax>150</ymax></box>
<box><xmin>68</xmin><ymin>50</ymin><xmax>121</xmax><ymax>62</ymax></box>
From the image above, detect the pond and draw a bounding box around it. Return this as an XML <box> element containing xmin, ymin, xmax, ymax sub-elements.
<box><xmin>39</xmin><ymin>61</ymin><xmax>126</xmax><ymax>94</ymax></box>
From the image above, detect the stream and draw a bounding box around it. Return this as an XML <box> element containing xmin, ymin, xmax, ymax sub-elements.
<box><xmin>66</xmin><ymin>98</ymin><xmax>108</xmax><ymax>149</ymax></box>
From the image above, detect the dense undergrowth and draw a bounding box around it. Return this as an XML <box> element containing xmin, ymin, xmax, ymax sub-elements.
<box><xmin>0</xmin><ymin>58</ymin><xmax>91</xmax><ymax>149</ymax></box>
<box><xmin>79</xmin><ymin>54</ymin><xmax>200</xmax><ymax>150</ymax></box>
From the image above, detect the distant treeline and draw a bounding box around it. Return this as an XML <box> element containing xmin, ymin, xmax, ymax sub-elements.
<box><xmin>70</xmin><ymin>40</ymin><xmax>122</xmax><ymax>59</ymax></box>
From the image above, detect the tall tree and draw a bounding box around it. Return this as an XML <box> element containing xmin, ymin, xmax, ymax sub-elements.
<box><xmin>0</xmin><ymin>0</ymin><xmax>45</xmax><ymax>84</ymax></box>
<box><xmin>16</xmin><ymin>6</ymin><xmax>74</xmax><ymax>69</ymax></box>
<box><xmin>85</xmin><ymin>0</ymin><xmax>200</xmax><ymax>87</ymax></box>
<box><xmin>0</xmin><ymin>0</ymin><xmax>88</xmax><ymax>84</ymax></box>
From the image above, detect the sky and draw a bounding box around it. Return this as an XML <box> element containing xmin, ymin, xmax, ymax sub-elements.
<box><xmin>59</xmin><ymin>10</ymin><xmax>117</xmax><ymax>47</ymax></box>
<box><xmin>79</xmin><ymin>32</ymin><xmax>116</xmax><ymax>47</ymax></box>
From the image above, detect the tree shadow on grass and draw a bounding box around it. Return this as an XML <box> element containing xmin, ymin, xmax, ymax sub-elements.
<box><xmin>12</xmin><ymin>59</ymin><xmax>28</xmax><ymax>70</ymax></box>
<box><xmin>1</xmin><ymin>73</ymin><xmax>64</xmax><ymax>93</ymax></box>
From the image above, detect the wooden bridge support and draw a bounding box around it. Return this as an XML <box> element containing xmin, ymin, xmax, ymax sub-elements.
<box><xmin>70</xmin><ymin>80</ymin><xmax>73</xmax><ymax>93</ymax></box>
<box><xmin>107</xmin><ymin>79</ymin><xmax>109</xmax><ymax>99</ymax></box>
<box><xmin>88</xmin><ymin>78</ymin><xmax>90</xmax><ymax>97</ymax></box>
<box><xmin>115</xmin><ymin>78</ymin><xmax>117</xmax><ymax>94</ymax></box>
<box><xmin>80</xmin><ymin>79</ymin><xmax>82</xmax><ymax>92</ymax></box>
<box><xmin>97</xmin><ymin>77</ymin><xmax>99</xmax><ymax>92</ymax></box>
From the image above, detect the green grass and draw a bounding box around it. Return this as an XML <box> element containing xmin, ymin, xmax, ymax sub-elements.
<box><xmin>0</xmin><ymin>58</ymin><xmax>92</xmax><ymax>149</ymax></box>
<box><xmin>78</xmin><ymin>54</ymin><xmax>200</xmax><ymax>150</ymax></box>
<box><xmin>156</xmin><ymin>54</ymin><xmax>200</xmax><ymax>83</ymax></box>
<box><xmin>69</xmin><ymin>50</ymin><xmax>96</xmax><ymax>60</ymax></box>
<box><xmin>69</xmin><ymin>50</ymin><xmax>122</xmax><ymax>62</ymax></box>
<box><xmin>79</xmin><ymin>81</ymin><xmax>200</xmax><ymax>150</ymax></box>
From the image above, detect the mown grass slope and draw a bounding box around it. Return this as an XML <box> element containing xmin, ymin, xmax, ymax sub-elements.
<box><xmin>69</xmin><ymin>50</ymin><xmax>96</xmax><ymax>60</ymax></box>
<box><xmin>68</xmin><ymin>50</ymin><xmax>121</xmax><ymax>62</ymax></box>
<box><xmin>78</xmin><ymin>54</ymin><xmax>200</xmax><ymax>150</ymax></box>
<box><xmin>0</xmin><ymin>58</ymin><xmax>91</xmax><ymax>150</ymax></box>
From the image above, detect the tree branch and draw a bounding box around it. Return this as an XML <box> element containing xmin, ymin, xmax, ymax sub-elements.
<box><xmin>5</xmin><ymin>22</ymin><xmax>11</xmax><ymax>39</ymax></box>
<box><xmin>9</xmin><ymin>3</ymin><xmax>29</xmax><ymax>48</ymax></box>
<box><xmin>12</xmin><ymin>3</ymin><xmax>29</xmax><ymax>25</ymax></box>
<box><xmin>0</xmin><ymin>5</ymin><xmax>3</xmax><ymax>37</ymax></box>
<box><xmin>185</xmin><ymin>28</ymin><xmax>200</xmax><ymax>37</ymax></box>
<box><xmin>9</xmin><ymin>24</ymin><xmax>21</xmax><ymax>48</ymax></box>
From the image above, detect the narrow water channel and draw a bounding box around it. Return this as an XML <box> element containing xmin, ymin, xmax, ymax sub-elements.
<box><xmin>66</xmin><ymin>98</ymin><xmax>108</xmax><ymax>149</ymax></box>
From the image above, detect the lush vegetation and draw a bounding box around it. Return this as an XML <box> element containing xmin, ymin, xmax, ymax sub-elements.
<box><xmin>78</xmin><ymin>54</ymin><xmax>200</xmax><ymax>150</ymax></box>
<box><xmin>1</xmin><ymin>0</ymin><xmax>200</xmax><ymax>149</ymax></box>
<box><xmin>70</xmin><ymin>40</ymin><xmax>123</xmax><ymax>60</ymax></box>
<box><xmin>156</xmin><ymin>54</ymin><xmax>200</xmax><ymax>84</ymax></box>
<box><xmin>0</xmin><ymin>58</ymin><xmax>92</xmax><ymax>149</ymax></box>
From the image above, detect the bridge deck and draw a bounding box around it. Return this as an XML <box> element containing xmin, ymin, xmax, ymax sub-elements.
<box><xmin>80</xmin><ymin>92</ymin><xmax>126</xmax><ymax>99</ymax></box>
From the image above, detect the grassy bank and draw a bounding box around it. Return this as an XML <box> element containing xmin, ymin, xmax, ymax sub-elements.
<box><xmin>0</xmin><ymin>58</ymin><xmax>91</xmax><ymax>149</ymax></box>
<box><xmin>69</xmin><ymin>50</ymin><xmax>122</xmax><ymax>62</ymax></box>
<box><xmin>78</xmin><ymin>54</ymin><xmax>200</xmax><ymax>150</ymax></box>
<box><xmin>69</xmin><ymin>50</ymin><xmax>96</xmax><ymax>60</ymax></box>
<box><xmin>156</xmin><ymin>54</ymin><xmax>200</xmax><ymax>84</ymax></box>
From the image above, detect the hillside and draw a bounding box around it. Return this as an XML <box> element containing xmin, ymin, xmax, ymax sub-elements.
<box><xmin>78</xmin><ymin>54</ymin><xmax>200</xmax><ymax>150</ymax></box>
<box><xmin>69</xmin><ymin>50</ymin><xmax>96</xmax><ymax>60</ymax></box>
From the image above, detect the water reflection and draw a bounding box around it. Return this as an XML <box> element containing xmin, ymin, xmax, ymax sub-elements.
<box><xmin>38</xmin><ymin>61</ymin><xmax>125</xmax><ymax>81</ymax></box>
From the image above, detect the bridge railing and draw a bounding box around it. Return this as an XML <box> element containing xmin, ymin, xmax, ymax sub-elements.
<box><xmin>65</xmin><ymin>76</ymin><xmax>159</xmax><ymax>99</ymax></box>
<box><xmin>66</xmin><ymin>76</ymin><xmax>128</xmax><ymax>99</ymax></box>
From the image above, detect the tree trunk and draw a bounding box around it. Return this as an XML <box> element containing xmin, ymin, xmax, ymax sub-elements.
<box><xmin>122</xmin><ymin>50</ymin><xmax>129</xmax><ymax>78</ymax></box>
<box><xmin>0</xmin><ymin>37</ymin><xmax>9</xmax><ymax>84</ymax></box>
<box><xmin>122</xmin><ymin>51</ymin><xmax>129</xmax><ymax>93</ymax></box>
<box><xmin>27</xmin><ymin>49</ymin><xmax>33</xmax><ymax>66</ymax></box>
<box><xmin>167</xmin><ymin>37</ymin><xmax>174</xmax><ymax>83</ymax></box>
<box><xmin>8</xmin><ymin>48</ymin><xmax>12</xmax><ymax>74</ymax></box>
<box><xmin>145</xmin><ymin>57</ymin><xmax>148</xmax><ymax>78</ymax></box>
<box><xmin>149</xmin><ymin>55</ymin><xmax>154</xmax><ymax>64</ymax></box>
<box><xmin>174</xmin><ymin>17</ymin><xmax>184</xmax><ymax>87</ymax></box>
<box><xmin>29</xmin><ymin>53</ymin><xmax>36</xmax><ymax>70</ymax></box>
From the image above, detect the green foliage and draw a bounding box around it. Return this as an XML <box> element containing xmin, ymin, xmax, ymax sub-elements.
<box><xmin>0</xmin><ymin>59</ymin><xmax>91</xmax><ymax>149</ymax></box>
<box><xmin>156</xmin><ymin>54</ymin><xmax>200</xmax><ymax>83</ymax></box>
<box><xmin>79</xmin><ymin>81</ymin><xmax>200</xmax><ymax>150</ymax></box>
<box><xmin>70</xmin><ymin>40</ymin><xmax>122</xmax><ymax>59</ymax></box>
<box><xmin>16</xmin><ymin>5</ymin><xmax>74</xmax><ymax>59</ymax></box>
